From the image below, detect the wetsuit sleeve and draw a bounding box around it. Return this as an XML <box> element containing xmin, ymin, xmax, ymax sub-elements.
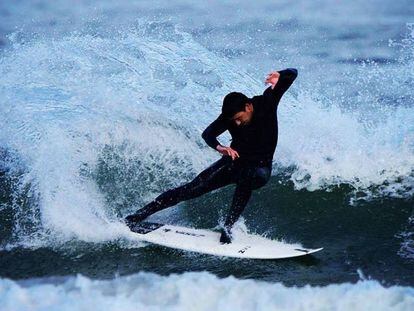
<box><xmin>263</xmin><ymin>68</ymin><xmax>298</xmax><ymax>105</ymax></box>
<box><xmin>201</xmin><ymin>114</ymin><xmax>228</xmax><ymax>150</ymax></box>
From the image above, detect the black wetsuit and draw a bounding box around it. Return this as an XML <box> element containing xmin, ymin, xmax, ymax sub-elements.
<box><xmin>125</xmin><ymin>68</ymin><xmax>298</xmax><ymax>242</ymax></box>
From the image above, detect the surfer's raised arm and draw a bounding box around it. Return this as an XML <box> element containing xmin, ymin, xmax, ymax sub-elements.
<box><xmin>264</xmin><ymin>68</ymin><xmax>298</xmax><ymax>102</ymax></box>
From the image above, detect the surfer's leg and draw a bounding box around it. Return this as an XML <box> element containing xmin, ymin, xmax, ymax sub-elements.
<box><xmin>125</xmin><ymin>156</ymin><xmax>234</xmax><ymax>225</ymax></box>
<box><xmin>220</xmin><ymin>165</ymin><xmax>271</xmax><ymax>244</ymax></box>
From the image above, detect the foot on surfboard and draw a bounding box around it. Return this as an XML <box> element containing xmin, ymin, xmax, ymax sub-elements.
<box><xmin>220</xmin><ymin>228</ymin><xmax>233</xmax><ymax>244</ymax></box>
<box><xmin>125</xmin><ymin>212</ymin><xmax>148</xmax><ymax>229</ymax></box>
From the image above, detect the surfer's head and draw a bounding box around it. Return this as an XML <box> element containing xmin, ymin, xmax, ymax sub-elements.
<box><xmin>222</xmin><ymin>92</ymin><xmax>254</xmax><ymax>126</ymax></box>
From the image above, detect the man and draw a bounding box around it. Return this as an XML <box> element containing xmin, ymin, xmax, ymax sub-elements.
<box><xmin>125</xmin><ymin>68</ymin><xmax>298</xmax><ymax>244</ymax></box>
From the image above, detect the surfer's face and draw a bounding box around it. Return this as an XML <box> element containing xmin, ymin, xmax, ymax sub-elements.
<box><xmin>231</xmin><ymin>103</ymin><xmax>254</xmax><ymax>126</ymax></box>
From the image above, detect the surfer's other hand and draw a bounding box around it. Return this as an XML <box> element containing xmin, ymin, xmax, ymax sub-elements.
<box><xmin>265</xmin><ymin>71</ymin><xmax>280</xmax><ymax>89</ymax></box>
<box><xmin>216</xmin><ymin>145</ymin><xmax>240</xmax><ymax>160</ymax></box>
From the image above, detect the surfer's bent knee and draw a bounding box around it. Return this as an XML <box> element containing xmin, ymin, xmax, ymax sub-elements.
<box><xmin>251</xmin><ymin>167</ymin><xmax>271</xmax><ymax>190</ymax></box>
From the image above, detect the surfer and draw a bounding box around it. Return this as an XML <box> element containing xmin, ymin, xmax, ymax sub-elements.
<box><xmin>125</xmin><ymin>68</ymin><xmax>298</xmax><ymax>244</ymax></box>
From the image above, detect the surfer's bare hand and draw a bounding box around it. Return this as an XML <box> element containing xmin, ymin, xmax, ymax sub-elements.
<box><xmin>265</xmin><ymin>71</ymin><xmax>280</xmax><ymax>89</ymax></box>
<box><xmin>216</xmin><ymin>145</ymin><xmax>240</xmax><ymax>160</ymax></box>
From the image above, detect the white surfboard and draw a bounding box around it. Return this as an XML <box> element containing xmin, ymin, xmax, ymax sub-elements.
<box><xmin>128</xmin><ymin>222</ymin><xmax>323</xmax><ymax>259</ymax></box>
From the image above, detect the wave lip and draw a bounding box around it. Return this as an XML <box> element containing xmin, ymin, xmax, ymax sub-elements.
<box><xmin>1</xmin><ymin>271</ymin><xmax>414</xmax><ymax>311</ymax></box>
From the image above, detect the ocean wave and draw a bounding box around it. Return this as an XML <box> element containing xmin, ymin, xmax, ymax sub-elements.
<box><xmin>0</xmin><ymin>271</ymin><xmax>413</xmax><ymax>311</ymax></box>
<box><xmin>0</xmin><ymin>21</ymin><xmax>413</xmax><ymax>248</ymax></box>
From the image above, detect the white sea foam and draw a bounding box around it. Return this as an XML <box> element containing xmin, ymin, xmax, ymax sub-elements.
<box><xmin>0</xmin><ymin>271</ymin><xmax>413</xmax><ymax>311</ymax></box>
<box><xmin>0</xmin><ymin>25</ymin><xmax>258</xmax><ymax>247</ymax></box>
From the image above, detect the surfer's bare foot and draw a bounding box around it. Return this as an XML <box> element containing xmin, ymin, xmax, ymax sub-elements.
<box><xmin>220</xmin><ymin>228</ymin><xmax>232</xmax><ymax>244</ymax></box>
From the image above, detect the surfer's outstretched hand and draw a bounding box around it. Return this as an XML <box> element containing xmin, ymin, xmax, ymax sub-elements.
<box><xmin>265</xmin><ymin>71</ymin><xmax>281</xmax><ymax>89</ymax></box>
<box><xmin>216</xmin><ymin>145</ymin><xmax>240</xmax><ymax>160</ymax></box>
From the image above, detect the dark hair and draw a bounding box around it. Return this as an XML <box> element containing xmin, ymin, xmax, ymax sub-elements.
<box><xmin>221</xmin><ymin>92</ymin><xmax>249</xmax><ymax>119</ymax></box>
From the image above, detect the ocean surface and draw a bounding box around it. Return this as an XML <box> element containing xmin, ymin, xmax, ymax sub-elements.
<box><xmin>0</xmin><ymin>0</ymin><xmax>413</xmax><ymax>310</ymax></box>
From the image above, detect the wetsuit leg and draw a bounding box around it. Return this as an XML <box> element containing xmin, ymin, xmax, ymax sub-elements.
<box><xmin>125</xmin><ymin>156</ymin><xmax>234</xmax><ymax>224</ymax></box>
<box><xmin>220</xmin><ymin>165</ymin><xmax>271</xmax><ymax>243</ymax></box>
